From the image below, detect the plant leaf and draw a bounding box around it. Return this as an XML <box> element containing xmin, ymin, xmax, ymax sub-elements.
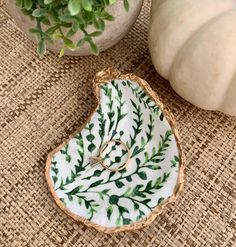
<box><xmin>44</xmin><ymin>0</ymin><xmax>53</xmax><ymax>4</ymax></box>
<box><xmin>68</xmin><ymin>0</ymin><xmax>81</xmax><ymax>16</ymax></box>
<box><xmin>123</xmin><ymin>0</ymin><xmax>129</xmax><ymax>11</ymax></box>
<box><xmin>24</xmin><ymin>0</ymin><xmax>32</xmax><ymax>10</ymax></box>
<box><xmin>32</xmin><ymin>8</ymin><xmax>47</xmax><ymax>18</ymax></box>
<box><xmin>87</xmin><ymin>40</ymin><xmax>99</xmax><ymax>55</ymax></box>
<box><xmin>59</xmin><ymin>47</ymin><xmax>65</xmax><ymax>57</ymax></box>
<box><xmin>37</xmin><ymin>40</ymin><xmax>46</xmax><ymax>56</ymax></box>
<box><xmin>81</xmin><ymin>0</ymin><xmax>92</xmax><ymax>11</ymax></box>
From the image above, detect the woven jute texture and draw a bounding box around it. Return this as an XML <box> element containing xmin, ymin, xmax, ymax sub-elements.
<box><xmin>0</xmin><ymin>0</ymin><xmax>235</xmax><ymax>246</ymax></box>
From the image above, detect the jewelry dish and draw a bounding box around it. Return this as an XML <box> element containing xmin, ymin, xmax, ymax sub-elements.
<box><xmin>45</xmin><ymin>68</ymin><xmax>185</xmax><ymax>233</ymax></box>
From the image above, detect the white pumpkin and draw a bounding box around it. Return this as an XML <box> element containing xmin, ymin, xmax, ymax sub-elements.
<box><xmin>149</xmin><ymin>0</ymin><xmax>236</xmax><ymax>116</ymax></box>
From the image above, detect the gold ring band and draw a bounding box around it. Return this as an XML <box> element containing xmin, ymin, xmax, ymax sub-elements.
<box><xmin>90</xmin><ymin>139</ymin><xmax>130</xmax><ymax>172</ymax></box>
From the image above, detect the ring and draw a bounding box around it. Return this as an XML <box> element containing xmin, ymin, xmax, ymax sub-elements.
<box><xmin>90</xmin><ymin>139</ymin><xmax>131</xmax><ymax>172</ymax></box>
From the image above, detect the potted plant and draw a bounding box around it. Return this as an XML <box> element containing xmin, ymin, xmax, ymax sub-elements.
<box><xmin>7</xmin><ymin>0</ymin><xmax>143</xmax><ymax>56</ymax></box>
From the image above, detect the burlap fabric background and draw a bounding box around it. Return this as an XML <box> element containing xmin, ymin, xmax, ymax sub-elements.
<box><xmin>0</xmin><ymin>0</ymin><xmax>235</xmax><ymax>246</ymax></box>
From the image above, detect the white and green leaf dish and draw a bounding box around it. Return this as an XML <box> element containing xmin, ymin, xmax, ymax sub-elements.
<box><xmin>46</xmin><ymin>69</ymin><xmax>185</xmax><ymax>233</ymax></box>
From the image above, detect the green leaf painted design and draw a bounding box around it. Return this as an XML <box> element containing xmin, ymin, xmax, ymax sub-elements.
<box><xmin>55</xmin><ymin>134</ymin><xmax>85</xmax><ymax>191</ymax></box>
<box><xmin>60</xmin><ymin>198</ymin><xmax>66</xmax><ymax>205</ymax></box>
<box><xmin>110</xmin><ymin>80</ymin><xmax>127</xmax><ymax>139</ymax></box>
<box><xmin>129</xmin><ymin>99</ymin><xmax>143</xmax><ymax>148</ymax></box>
<box><xmin>115</xmin><ymin>215</ymin><xmax>122</xmax><ymax>226</ymax></box>
<box><xmin>126</xmin><ymin>80</ymin><xmax>159</xmax><ymax>115</ymax></box>
<box><xmin>106</xmin><ymin>205</ymin><xmax>113</xmax><ymax>220</ymax></box>
<box><xmin>115</xmin><ymin>180</ymin><xmax>125</xmax><ymax>188</ymax></box>
<box><xmin>98</xmin><ymin>189</ymin><xmax>110</xmax><ymax>201</ymax></box>
<box><xmin>158</xmin><ymin>197</ymin><xmax>165</xmax><ymax>204</ymax></box>
<box><xmin>51</xmin><ymin>160</ymin><xmax>58</xmax><ymax>185</ymax></box>
<box><xmin>101</xmin><ymin>84</ymin><xmax>115</xmax><ymax>134</ymax></box>
<box><xmin>49</xmin><ymin>79</ymin><xmax>181</xmax><ymax>228</ymax></box>
<box><xmin>97</xmin><ymin>105</ymin><xmax>106</xmax><ymax>148</ymax></box>
<box><xmin>131</xmin><ymin>114</ymin><xmax>155</xmax><ymax>158</ymax></box>
<box><xmin>137</xmin><ymin>171</ymin><xmax>147</xmax><ymax>180</ymax></box>
<box><xmin>109</xmin><ymin>195</ymin><xmax>119</xmax><ymax>205</ymax></box>
<box><xmin>60</xmin><ymin>144</ymin><xmax>71</xmax><ymax>162</ymax></box>
<box><xmin>171</xmin><ymin>155</ymin><xmax>180</xmax><ymax>168</ymax></box>
<box><xmin>85</xmin><ymin>123</ymin><xmax>96</xmax><ymax>153</ymax></box>
<box><xmin>160</xmin><ymin>113</ymin><xmax>164</xmax><ymax>121</ymax></box>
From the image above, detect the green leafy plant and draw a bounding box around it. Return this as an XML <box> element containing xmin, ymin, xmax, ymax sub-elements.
<box><xmin>15</xmin><ymin>0</ymin><xmax>129</xmax><ymax>56</ymax></box>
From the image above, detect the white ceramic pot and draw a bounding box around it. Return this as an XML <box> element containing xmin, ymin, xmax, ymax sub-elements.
<box><xmin>7</xmin><ymin>0</ymin><xmax>143</xmax><ymax>56</ymax></box>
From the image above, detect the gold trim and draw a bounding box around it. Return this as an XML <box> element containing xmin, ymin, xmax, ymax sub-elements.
<box><xmin>45</xmin><ymin>68</ymin><xmax>185</xmax><ymax>234</ymax></box>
